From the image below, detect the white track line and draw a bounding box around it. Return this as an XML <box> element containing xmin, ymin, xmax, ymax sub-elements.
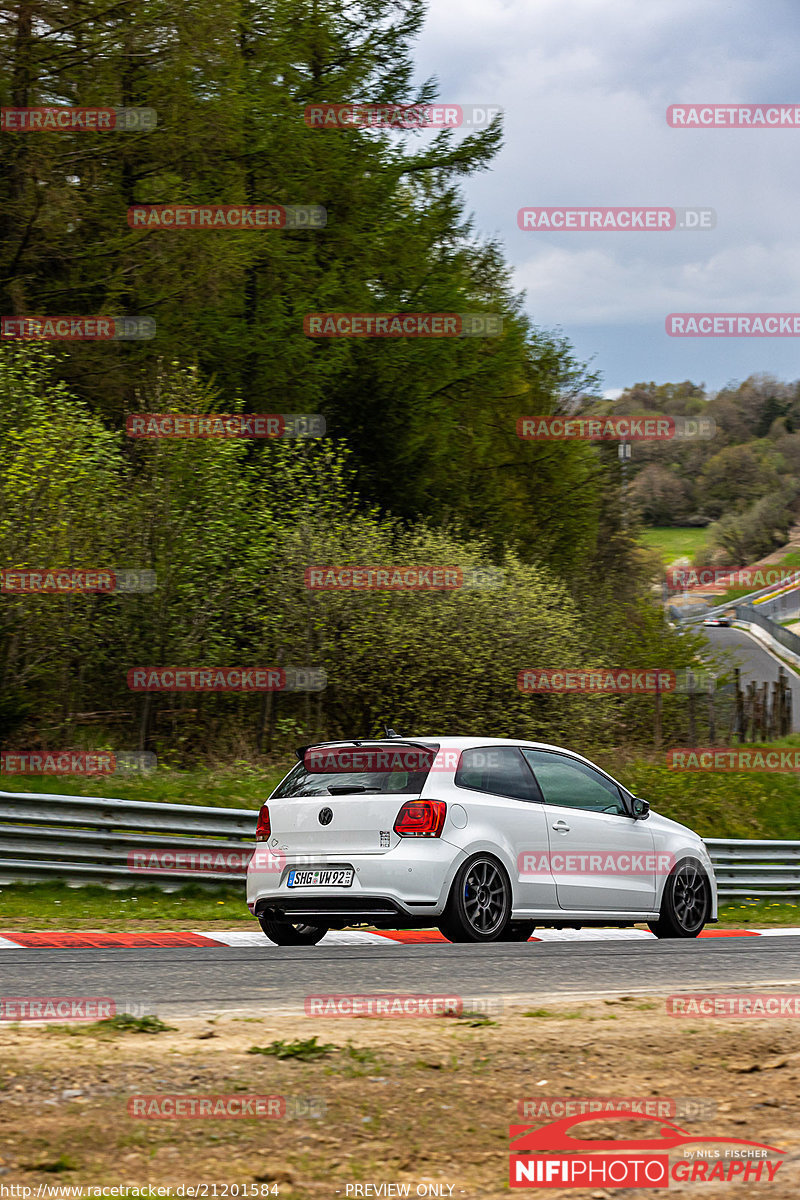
<box><xmin>203</xmin><ymin>930</ymin><xmax>391</xmax><ymax>947</ymax></box>
<box><xmin>0</xmin><ymin>928</ymin><xmax>798</xmax><ymax>950</ymax></box>
<box><xmin>743</xmin><ymin>927</ymin><xmax>800</xmax><ymax>936</ymax></box>
<box><xmin>532</xmin><ymin>929</ymin><xmax>655</xmax><ymax>941</ymax></box>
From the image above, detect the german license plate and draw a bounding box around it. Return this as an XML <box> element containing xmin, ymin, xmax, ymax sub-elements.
<box><xmin>287</xmin><ymin>868</ymin><xmax>354</xmax><ymax>888</ymax></box>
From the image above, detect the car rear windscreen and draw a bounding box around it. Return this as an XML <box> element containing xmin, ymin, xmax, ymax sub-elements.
<box><xmin>271</xmin><ymin>743</ymin><xmax>440</xmax><ymax>797</ymax></box>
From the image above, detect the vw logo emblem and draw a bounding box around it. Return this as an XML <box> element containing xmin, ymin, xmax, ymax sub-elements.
<box><xmin>318</xmin><ymin>807</ymin><xmax>333</xmax><ymax>826</ymax></box>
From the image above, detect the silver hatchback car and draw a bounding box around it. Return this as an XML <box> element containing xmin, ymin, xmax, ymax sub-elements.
<box><xmin>246</xmin><ymin>736</ymin><xmax>717</xmax><ymax>945</ymax></box>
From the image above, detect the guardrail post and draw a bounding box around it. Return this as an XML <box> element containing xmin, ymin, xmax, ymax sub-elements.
<box><xmin>769</xmin><ymin>679</ymin><xmax>779</xmax><ymax>741</ymax></box>
<box><xmin>732</xmin><ymin>667</ymin><xmax>744</xmax><ymax>743</ymax></box>
<box><xmin>786</xmin><ymin>685</ymin><xmax>793</xmax><ymax>735</ymax></box>
<box><xmin>745</xmin><ymin>680</ymin><xmax>755</xmax><ymax>742</ymax></box>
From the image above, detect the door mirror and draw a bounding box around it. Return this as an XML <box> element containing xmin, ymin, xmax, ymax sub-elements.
<box><xmin>631</xmin><ymin>797</ymin><xmax>650</xmax><ymax>820</ymax></box>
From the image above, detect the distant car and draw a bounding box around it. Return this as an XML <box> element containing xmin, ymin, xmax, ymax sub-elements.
<box><xmin>246</xmin><ymin>736</ymin><xmax>717</xmax><ymax>945</ymax></box>
<box><xmin>703</xmin><ymin>616</ymin><xmax>731</xmax><ymax>627</ymax></box>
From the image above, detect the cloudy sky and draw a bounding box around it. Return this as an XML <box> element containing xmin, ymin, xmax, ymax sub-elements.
<box><xmin>412</xmin><ymin>0</ymin><xmax>800</xmax><ymax>394</ymax></box>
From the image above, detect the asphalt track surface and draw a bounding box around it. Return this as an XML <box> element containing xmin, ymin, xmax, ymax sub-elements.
<box><xmin>702</xmin><ymin>624</ymin><xmax>800</xmax><ymax>729</ymax></box>
<box><xmin>3</xmin><ymin>936</ymin><xmax>800</xmax><ymax>1017</ymax></box>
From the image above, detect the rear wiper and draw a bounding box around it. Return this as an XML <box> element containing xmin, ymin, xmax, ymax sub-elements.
<box><xmin>326</xmin><ymin>785</ymin><xmax>381</xmax><ymax>794</ymax></box>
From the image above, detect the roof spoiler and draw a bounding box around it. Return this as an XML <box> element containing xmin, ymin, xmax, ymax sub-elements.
<box><xmin>295</xmin><ymin>731</ymin><xmax>439</xmax><ymax>762</ymax></box>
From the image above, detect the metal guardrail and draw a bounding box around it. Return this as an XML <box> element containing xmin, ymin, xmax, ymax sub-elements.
<box><xmin>0</xmin><ymin>791</ymin><xmax>256</xmax><ymax>888</ymax></box>
<box><xmin>0</xmin><ymin>791</ymin><xmax>798</xmax><ymax>899</ymax></box>
<box><xmin>752</xmin><ymin>585</ymin><xmax>800</xmax><ymax>622</ymax></box>
<box><xmin>704</xmin><ymin>838</ymin><xmax>800</xmax><ymax>899</ymax></box>
<box><xmin>677</xmin><ymin>576</ymin><xmax>800</xmax><ymax>632</ymax></box>
<box><xmin>668</xmin><ymin>600</ymin><xmax>711</xmax><ymax>621</ymax></box>
<box><xmin>734</xmin><ymin>603</ymin><xmax>800</xmax><ymax>660</ymax></box>
<box><xmin>677</xmin><ymin>570</ymin><xmax>800</xmax><ymax>626</ymax></box>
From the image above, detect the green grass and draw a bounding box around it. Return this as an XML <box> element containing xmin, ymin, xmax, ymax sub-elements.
<box><xmin>0</xmin><ymin>762</ymin><xmax>287</xmax><ymax>809</ymax></box>
<box><xmin>0</xmin><ymin>881</ymin><xmax>797</xmax><ymax>932</ymax></box>
<box><xmin>30</xmin><ymin>1155</ymin><xmax>78</xmax><ymax>1174</ymax></box>
<box><xmin>613</xmin><ymin>757</ymin><xmax>800</xmax><ymax>839</ymax></box>
<box><xmin>522</xmin><ymin>1008</ymin><xmax>582</xmax><ymax>1019</ymax></box>
<box><xmin>444</xmin><ymin>1012</ymin><xmax>497</xmax><ymax>1026</ymax></box>
<box><xmin>718</xmin><ymin>582</ymin><xmax>781</xmax><ymax>604</ymax></box>
<box><xmin>11</xmin><ymin>746</ymin><xmax>799</xmax><ymax>840</ymax></box>
<box><xmin>717</xmin><ymin>901</ymin><xmax>800</xmax><ymax>926</ymax></box>
<box><xmin>95</xmin><ymin>1013</ymin><xmax>176</xmax><ymax>1033</ymax></box>
<box><xmin>0</xmin><ymin>881</ymin><xmax>251</xmax><ymax>929</ymax></box>
<box><xmin>639</xmin><ymin>527</ymin><xmax>708</xmax><ymax>565</ymax></box>
<box><xmin>248</xmin><ymin>1037</ymin><xmax>335</xmax><ymax>1061</ymax></box>
<box><xmin>712</xmin><ymin>549</ymin><xmax>800</xmax><ymax>604</ymax></box>
<box><xmin>711</xmin><ymin>586</ymin><xmax>753</xmax><ymax>603</ymax></box>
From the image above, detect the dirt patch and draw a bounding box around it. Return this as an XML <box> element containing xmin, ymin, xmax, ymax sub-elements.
<box><xmin>0</xmin><ymin>998</ymin><xmax>798</xmax><ymax>1197</ymax></box>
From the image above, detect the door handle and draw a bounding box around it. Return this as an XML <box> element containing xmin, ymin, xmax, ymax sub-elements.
<box><xmin>551</xmin><ymin>820</ymin><xmax>570</xmax><ymax>833</ymax></box>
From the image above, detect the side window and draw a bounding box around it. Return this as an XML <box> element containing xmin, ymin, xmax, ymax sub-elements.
<box><xmin>455</xmin><ymin>747</ymin><xmax>543</xmax><ymax>803</ymax></box>
<box><xmin>521</xmin><ymin>750</ymin><xmax>626</xmax><ymax>815</ymax></box>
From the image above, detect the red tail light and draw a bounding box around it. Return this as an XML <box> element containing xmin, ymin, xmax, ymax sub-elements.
<box><xmin>393</xmin><ymin>799</ymin><xmax>446</xmax><ymax>838</ymax></box>
<box><xmin>255</xmin><ymin>804</ymin><xmax>271</xmax><ymax>842</ymax></box>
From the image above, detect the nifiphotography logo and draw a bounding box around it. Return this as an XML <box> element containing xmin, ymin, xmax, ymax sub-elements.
<box><xmin>508</xmin><ymin>1108</ymin><xmax>785</xmax><ymax>1188</ymax></box>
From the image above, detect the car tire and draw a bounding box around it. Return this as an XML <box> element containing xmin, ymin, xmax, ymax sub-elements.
<box><xmin>497</xmin><ymin>920</ymin><xmax>537</xmax><ymax>942</ymax></box>
<box><xmin>438</xmin><ymin>854</ymin><xmax>512</xmax><ymax>943</ymax></box>
<box><xmin>258</xmin><ymin>916</ymin><xmax>328</xmax><ymax>945</ymax></box>
<box><xmin>648</xmin><ymin>859</ymin><xmax>710</xmax><ymax>938</ymax></box>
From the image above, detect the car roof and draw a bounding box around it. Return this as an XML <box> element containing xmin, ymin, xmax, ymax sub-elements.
<box><xmin>411</xmin><ymin>735</ymin><xmax>596</xmax><ymax>763</ymax></box>
<box><xmin>312</xmin><ymin>735</ymin><xmax>597</xmax><ymax>766</ymax></box>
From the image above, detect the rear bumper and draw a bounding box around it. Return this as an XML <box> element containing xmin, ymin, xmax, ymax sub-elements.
<box><xmin>254</xmin><ymin>894</ymin><xmax>412</xmax><ymax>924</ymax></box>
<box><xmin>246</xmin><ymin>841</ymin><xmax>457</xmax><ymax>925</ymax></box>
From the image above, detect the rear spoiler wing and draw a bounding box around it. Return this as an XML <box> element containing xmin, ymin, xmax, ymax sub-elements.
<box><xmin>295</xmin><ymin>737</ymin><xmax>435</xmax><ymax>761</ymax></box>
